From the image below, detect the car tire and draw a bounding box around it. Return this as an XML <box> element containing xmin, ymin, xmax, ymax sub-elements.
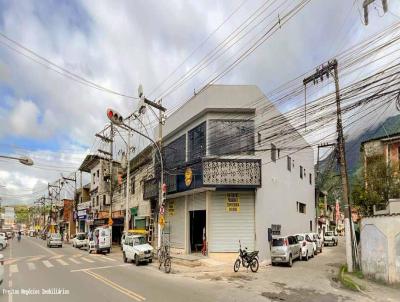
<box><xmin>288</xmin><ymin>255</ymin><xmax>293</xmax><ymax>267</ymax></box>
<box><xmin>123</xmin><ymin>252</ymin><xmax>127</xmax><ymax>263</ymax></box>
<box><xmin>314</xmin><ymin>248</ymin><xmax>318</xmax><ymax>255</ymax></box>
<box><xmin>305</xmin><ymin>252</ymin><xmax>309</xmax><ymax>261</ymax></box>
<box><xmin>148</xmin><ymin>259</ymin><xmax>152</xmax><ymax>264</ymax></box>
<box><xmin>271</xmin><ymin>262</ymin><xmax>276</xmax><ymax>266</ymax></box>
<box><xmin>135</xmin><ymin>255</ymin><xmax>139</xmax><ymax>266</ymax></box>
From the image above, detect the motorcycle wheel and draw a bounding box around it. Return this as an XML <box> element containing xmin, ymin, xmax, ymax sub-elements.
<box><xmin>164</xmin><ymin>258</ymin><xmax>171</xmax><ymax>274</ymax></box>
<box><xmin>233</xmin><ymin>259</ymin><xmax>241</xmax><ymax>272</ymax></box>
<box><xmin>250</xmin><ymin>258</ymin><xmax>259</xmax><ymax>273</ymax></box>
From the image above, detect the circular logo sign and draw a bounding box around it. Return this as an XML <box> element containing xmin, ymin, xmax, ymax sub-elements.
<box><xmin>185</xmin><ymin>167</ymin><xmax>193</xmax><ymax>187</ymax></box>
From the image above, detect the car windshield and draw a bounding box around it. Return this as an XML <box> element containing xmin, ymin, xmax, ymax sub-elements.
<box><xmin>51</xmin><ymin>234</ymin><xmax>61</xmax><ymax>239</ymax></box>
<box><xmin>272</xmin><ymin>238</ymin><xmax>284</xmax><ymax>246</ymax></box>
<box><xmin>325</xmin><ymin>232</ymin><xmax>333</xmax><ymax>236</ymax></box>
<box><xmin>77</xmin><ymin>234</ymin><xmax>86</xmax><ymax>240</ymax></box>
<box><xmin>101</xmin><ymin>229</ymin><xmax>110</xmax><ymax>237</ymax></box>
<box><xmin>133</xmin><ymin>237</ymin><xmax>147</xmax><ymax>245</ymax></box>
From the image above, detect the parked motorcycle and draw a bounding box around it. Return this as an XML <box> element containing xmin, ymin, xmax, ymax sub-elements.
<box><xmin>233</xmin><ymin>240</ymin><xmax>259</xmax><ymax>273</ymax></box>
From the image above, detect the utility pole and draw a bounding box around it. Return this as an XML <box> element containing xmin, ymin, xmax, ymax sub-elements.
<box><xmin>109</xmin><ymin>124</ymin><xmax>114</xmax><ymax>244</ymax></box>
<box><xmin>125</xmin><ymin>119</ymin><xmax>131</xmax><ymax>233</ymax></box>
<box><xmin>304</xmin><ymin>59</ymin><xmax>356</xmax><ymax>272</ymax></box>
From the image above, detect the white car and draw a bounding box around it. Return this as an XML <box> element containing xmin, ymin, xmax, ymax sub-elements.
<box><xmin>72</xmin><ymin>233</ymin><xmax>88</xmax><ymax>249</ymax></box>
<box><xmin>0</xmin><ymin>254</ymin><xmax>4</xmax><ymax>286</ymax></box>
<box><xmin>305</xmin><ymin>233</ymin><xmax>318</xmax><ymax>255</ymax></box>
<box><xmin>295</xmin><ymin>234</ymin><xmax>314</xmax><ymax>261</ymax></box>
<box><xmin>122</xmin><ymin>235</ymin><xmax>153</xmax><ymax>265</ymax></box>
<box><xmin>0</xmin><ymin>237</ymin><xmax>7</xmax><ymax>250</ymax></box>
<box><xmin>88</xmin><ymin>226</ymin><xmax>111</xmax><ymax>254</ymax></box>
<box><xmin>324</xmin><ymin>231</ymin><xmax>338</xmax><ymax>246</ymax></box>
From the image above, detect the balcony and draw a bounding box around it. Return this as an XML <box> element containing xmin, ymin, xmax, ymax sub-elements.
<box><xmin>143</xmin><ymin>158</ymin><xmax>261</xmax><ymax>199</ymax></box>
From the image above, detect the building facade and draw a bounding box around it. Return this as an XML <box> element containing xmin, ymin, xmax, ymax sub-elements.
<box><xmin>145</xmin><ymin>85</ymin><xmax>315</xmax><ymax>261</ymax></box>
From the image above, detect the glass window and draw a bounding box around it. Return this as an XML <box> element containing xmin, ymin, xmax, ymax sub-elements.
<box><xmin>296</xmin><ymin>235</ymin><xmax>304</xmax><ymax>241</ymax></box>
<box><xmin>208</xmin><ymin>119</ymin><xmax>254</xmax><ymax>156</ymax></box>
<box><xmin>164</xmin><ymin>135</ymin><xmax>186</xmax><ymax>170</ymax></box>
<box><xmin>271</xmin><ymin>143</ymin><xmax>277</xmax><ymax>162</ymax></box>
<box><xmin>272</xmin><ymin>238</ymin><xmax>284</xmax><ymax>246</ymax></box>
<box><xmin>188</xmin><ymin>122</ymin><xmax>206</xmax><ymax>161</ymax></box>
<box><xmin>287</xmin><ymin>156</ymin><xmax>291</xmax><ymax>171</ymax></box>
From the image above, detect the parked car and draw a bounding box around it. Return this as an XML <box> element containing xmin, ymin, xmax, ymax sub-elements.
<box><xmin>324</xmin><ymin>231</ymin><xmax>338</xmax><ymax>246</ymax></box>
<box><xmin>0</xmin><ymin>237</ymin><xmax>7</xmax><ymax>250</ymax></box>
<box><xmin>72</xmin><ymin>233</ymin><xmax>88</xmax><ymax>249</ymax></box>
<box><xmin>311</xmin><ymin>233</ymin><xmax>323</xmax><ymax>253</ymax></box>
<box><xmin>0</xmin><ymin>233</ymin><xmax>6</xmax><ymax>240</ymax></box>
<box><xmin>305</xmin><ymin>233</ymin><xmax>319</xmax><ymax>255</ymax></box>
<box><xmin>122</xmin><ymin>234</ymin><xmax>153</xmax><ymax>265</ymax></box>
<box><xmin>88</xmin><ymin>226</ymin><xmax>111</xmax><ymax>254</ymax></box>
<box><xmin>295</xmin><ymin>234</ymin><xmax>314</xmax><ymax>261</ymax></box>
<box><xmin>5</xmin><ymin>232</ymin><xmax>12</xmax><ymax>239</ymax></box>
<box><xmin>0</xmin><ymin>254</ymin><xmax>4</xmax><ymax>286</ymax></box>
<box><xmin>28</xmin><ymin>230</ymin><xmax>36</xmax><ymax>237</ymax></box>
<box><xmin>271</xmin><ymin>235</ymin><xmax>301</xmax><ymax>267</ymax></box>
<box><xmin>47</xmin><ymin>233</ymin><xmax>62</xmax><ymax>248</ymax></box>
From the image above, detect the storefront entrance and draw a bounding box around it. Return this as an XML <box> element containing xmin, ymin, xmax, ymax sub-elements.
<box><xmin>189</xmin><ymin>210</ymin><xmax>206</xmax><ymax>253</ymax></box>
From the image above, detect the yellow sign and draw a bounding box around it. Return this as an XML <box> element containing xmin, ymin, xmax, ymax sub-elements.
<box><xmin>226</xmin><ymin>193</ymin><xmax>240</xmax><ymax>212</ymax></box>
<box><xmin>168</xmin><ymin>201</ymin><xmax>175</xmax><ymax>216</ymax></box>
<box><xmin>108</xmin><ymin>218</ymin><xmax>113</xmax><ymax>226</ymax></box>
<box><xmin>185</xmin><ymin>167</ymin><xmax>193</xmax><ymax>187</ymax></box>
<box><xmin>159</xmin><ymin>214</ymin><xmax>165</xmax><ymax>229</ymax></box>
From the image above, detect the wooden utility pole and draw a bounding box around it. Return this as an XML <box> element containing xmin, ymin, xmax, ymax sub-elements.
<box><xmin>304</xmin><ymin>59</ymin><xmax>356</xmax><ymax>271</ymax></box>
<box><xmin>109</xmin><ymin>124</ymin><xmax>114</xmax><ymax>243</ymax></box>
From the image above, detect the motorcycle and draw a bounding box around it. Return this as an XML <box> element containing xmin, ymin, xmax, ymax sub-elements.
<box><xmin>233</xmin><ymin>240</ymin><xmax>259</xmax><ymax>273</ymax></box>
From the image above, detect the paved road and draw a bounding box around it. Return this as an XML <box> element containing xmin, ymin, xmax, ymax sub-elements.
<box><xmin>0</xmin><ymin>236</ymin><xmax>264</xmax><ymax>302</ymax></box>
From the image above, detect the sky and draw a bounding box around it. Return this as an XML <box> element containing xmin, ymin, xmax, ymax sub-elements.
<box><xmin>0</xmin><ymin>0</ymin><xmax>399</xmax><ymax>205</ymax></box>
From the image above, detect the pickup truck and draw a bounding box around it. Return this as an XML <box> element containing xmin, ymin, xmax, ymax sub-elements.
<box><xmin>122</xmin><ymin>235</ymin><xmax>153</xmax><ymax>266</ymax></box>
<box><xmin>324</xmin><ymin>231</ymin><xmax>338</xmax><ymax>246</ymax></box>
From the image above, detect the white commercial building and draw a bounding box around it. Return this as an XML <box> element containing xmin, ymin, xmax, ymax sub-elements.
<box><xmin>144</xmin><ymin>85</ymin><xmax>315</xmax><ymax>261</ymax></box>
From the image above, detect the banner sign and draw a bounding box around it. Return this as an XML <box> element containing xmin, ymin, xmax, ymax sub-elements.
<box><xmin>226</xmin><ymin>193</ymin><xmax>240</xmax><ymax>212</ymax></box>
<box><xmin>168</xmin><ymin>200</ymin><xmax>175</xmax><ymax>216</ymax></box>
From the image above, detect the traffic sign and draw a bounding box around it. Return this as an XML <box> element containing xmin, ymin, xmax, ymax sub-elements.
<box><xmin>159</xmin><ymin>214</ymin><xmax>165</xmax><ymax>229</ymax></box>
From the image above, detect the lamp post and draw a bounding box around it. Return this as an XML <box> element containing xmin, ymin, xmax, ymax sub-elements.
<box><xmin>0</xmin><ymin>155</ymin><xmax>34</xmax><ymax>166</ymax></box>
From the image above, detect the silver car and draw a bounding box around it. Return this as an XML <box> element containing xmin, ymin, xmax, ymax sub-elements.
<box><xmin>271</xmin><ymin>235</ymin><xmax>301</xmax><ymax>267</ymax></box>
<box><xmin>47</xmin><ymin>233</ymin><xmax>62</xmax><ymax>248</ymax></box>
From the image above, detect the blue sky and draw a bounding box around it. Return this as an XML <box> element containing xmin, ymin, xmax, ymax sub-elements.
<box><xmin>0</xmin><ymin>0</ymin><xmax>399</xmax><ymax>205</ymax></box>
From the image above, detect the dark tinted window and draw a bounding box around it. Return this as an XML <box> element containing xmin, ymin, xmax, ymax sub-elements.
<box><xmin>164</xmin><ymin>135</ymin><xmax>186</xmax><ymax>169</ymax></box>
<box><xmin>208</xmin><ymin>120</ymin><xmax>254</xmax><ymax>156</ymax></box>
<box><xmin>272</xmin><ymin>238</ymin><xmax>284</xmax><ymax>246</ymax></box>
<box><xmin>188</xmin><ymin>122</ymin><xmax>206</xmax><ymax>161</ymax></box>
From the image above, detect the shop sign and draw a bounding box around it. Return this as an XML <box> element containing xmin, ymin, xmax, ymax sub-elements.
<box><xmin>226</xmin><ymin>193</ymin><xmax>240</xmax><ymax>212</ymax></box>
<box><xmin>78</xmin><ymin>209</ymin><xmax>87</xmax><ymax>219</ymax></box>
<box><xmin>77</xmin><ymin>201</ymin><xmax>90</xmax><ymax>211</ymax></box>
<box><xmin>168</xmin><ymin>200</ymin><xmax>175</xmax><ymax>216</ymax></box>
<box><xmin>184</xmin><ymin>167</ymin><xmax>193</xmax><ymax>187</ymax></box>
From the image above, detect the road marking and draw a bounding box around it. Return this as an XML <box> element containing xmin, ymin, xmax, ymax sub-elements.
<box><xmin>10</xmin><ymin>264</ymin><xmax>18</xmax><ymax>273</ymax></box>
<box><xmin>28</xmin><ymin>239</ymin><xmax>59</xmax><ymax>256</ymax></box>
<box><xmin>84</xmin><ymin>270</ymin><xmax>145</xmax><ymax>301</ymax></box>
<box><xmin>69</xmin><ymin>258</ymin><xmax>81</xmax><ymax>264</ymax></box>
<box><xmin>42</xmin><ymin>260</ymin><xmax>54</xmax><ymax>268</ymax></box>
<box><xmin>93</xmin><ymin>257</ymin><xmax>108</xmax><ymax>263</ymax></box>
<box><xmin>56</xmin><ymin>259</ymin><xmax>69</xmax><ymax>266</ymax></box>
<box><xmin>28</xmin><ymin>256</ymin><xmax>44</xmax><ymax>262</ymax></box>
<box><xmin>50</xmin><ymin>254</ymin><xmax>64</xmax><ymax>259</ymax></box>
<box><xmin>27</xmin><ymin>262</ymin><xmax>36</xmax><ymax>271</ymax></box>
<box><xmin>70</xmin><ymin>264</ymin><xmax>129</xmax><ymax>272</ymax></box>
<box><xmin>81</xmin><ymin>257</ymin><xmax>95</xmax><ymax>263</ymax></box>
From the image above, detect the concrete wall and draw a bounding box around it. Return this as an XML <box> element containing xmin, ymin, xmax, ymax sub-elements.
<box><xmin>361</xmin><ymin>215</ymin><xmax>400</xmax><ymax>284</ymax></box>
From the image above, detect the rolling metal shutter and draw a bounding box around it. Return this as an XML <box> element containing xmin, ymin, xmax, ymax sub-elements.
<box><xmin>209</xmin><ymin>191</ymin><xmax>255</xmax><ymax>252</ymax></box>
<box><xmin>165</xmin><ymin>197</ymin><xmax>185</xmax><ymax>249</ymax></box>
<box><xmin>187</xmin><ymin>192</ymin><xmax>206</xmax><ymax>211</ymax></box>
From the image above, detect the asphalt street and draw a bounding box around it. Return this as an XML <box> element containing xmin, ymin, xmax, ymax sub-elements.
<box><xmin>0</xmin><ymin>236</ymin><xmax>265</xmax><ymax>302</ymax></box>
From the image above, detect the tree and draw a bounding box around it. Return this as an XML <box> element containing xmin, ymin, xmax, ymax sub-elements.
<box><xmin>351</xmin><ymin>155</ymin><xmax>400</xmax><ymax>216</ymax></box>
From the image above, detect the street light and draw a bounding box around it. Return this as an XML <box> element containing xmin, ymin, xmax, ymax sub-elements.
<box><xmin>0</xmin><ymin>155</ymin><xmax>34</xmax><ymax>166</ymax></box>
<box><xmin>107</xmin><ymin>108</ymin><xmax>165</xmax><ymax>245</ymax></box>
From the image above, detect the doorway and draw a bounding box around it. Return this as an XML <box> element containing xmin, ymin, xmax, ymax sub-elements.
<box><xmin>189</xmin><ymin>210</ymin><xmax>206</xmax><ymax>253</ymax></box>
